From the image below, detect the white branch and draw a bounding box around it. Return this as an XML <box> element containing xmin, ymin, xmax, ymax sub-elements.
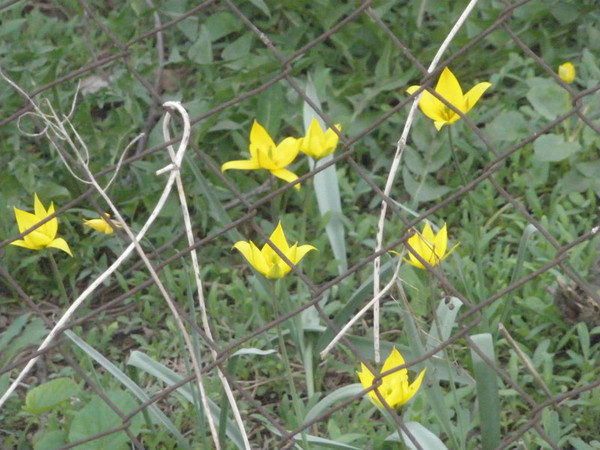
<box><xmin>372</xmin><ymin>0</ymin><xmax>481</xmax><ymax>362</ymax></box>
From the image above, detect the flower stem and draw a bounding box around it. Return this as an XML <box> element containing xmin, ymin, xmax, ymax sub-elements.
<box><xmin>446</xmin><ymin>127</ymin><xmax>488</xmax><ymax>327</ymax></box>
<box><xmin>270</xmin><ymin>281</ymin><xmax>307</xmax><ymax>445</ymax></box>
<box><xmin>48</xmin><ymin>252</ymin><xmax>69</xmax><ymax>304</ymax></box>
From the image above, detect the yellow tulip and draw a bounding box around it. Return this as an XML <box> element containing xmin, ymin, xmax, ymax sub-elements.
<box><xmin>233</xmin><ymin>221</ymin><xmax>316</xmax><ymax>279</ymax></box>
<box><xmin>558</xmin><ymin>62</ymin><xmax>576</xmax><ymax>84</ymax></box>
<box><xmin>300</xmin><ymin>118</ymin><xmax>341</xmax><ymax>159</ymax></box>
<box><xmin>407</xmin><ymin>67</ymin><xmax>491</xmax><ymax>131</ymax></box>
<box><xmin>83</xmin><ymin>214</ymin><xmax>122</xmax><ymax>234</ymax></box>
<box><xmin>405</xmin><ymin>222</ymin><xmax>457</xmax><ymax>269</ymax></box>
<box><xmin>357</xmin><ymin>348</ymin><xmax>426</xmax><ymax>409</ymax></box>
<box><xmin>222</xmin><ymin>120</ymin><xmax>302</xmax><ymax>189</ymax></box>
<box><xmin>10</xmin><ymin>193</ymin><xmax>72</xmax><ymax>256</ymax></box>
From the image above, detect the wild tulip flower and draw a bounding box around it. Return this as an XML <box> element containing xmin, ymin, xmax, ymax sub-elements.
<box><xmin>221</xmin><ymin>120</ymin><xmax>302</xmax><ymax>189</ymax></box>
<box><xmin>405</xmin><ymin>222</ymin><xmax>457</xmax><ymax>269</ymax></box>
<box><xmin>406</xmin><ymin>67</ymin><xmax>491</xmax><ymax>131</ymax></box>
<box><xmin>11</xmin><ymin>193</ymin><xmax>72</xmax><ymax>256</ymax></box>
<box><xmin>233</xmin><ymin>221</ymin><xmax>316</xmax><ymax>279</ymax></box>
<box><xmin>300</xmin><ymin>118</ymin><xmax>342</xmax><ymax>159</ymax></box>
<box><xmin>558</xmin><ymin>62</ymin><xmax>576</xmax><ymax>84</ymax></box>
<box><xmin>83</xmin><ymin>214</ymin><xmax>122</xmax><ymax>234</ymax></box>
<box><xmin>357</xmin><ymin>348</ymin><xmax>426</xmax><ymax>409</ymax></box>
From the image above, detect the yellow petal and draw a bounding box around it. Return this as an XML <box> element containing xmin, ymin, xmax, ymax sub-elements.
<box><xmin>221</xmin><ymin>159</ymin><xmax>261</xmax><ymax>172</ymax></box>
<box><xmin>268</xmin><ymin>221</ymin><xmax>291</xmax><ymax>253</ymax></box>
<box><xmin>270</xmin><ymin>168</ymin><xmax>300</xmax><ymax>189</ymax></box>
<box><xmin>233</xmin><ymin>240</ymin><xmax>270</xmax><ymax>277</ymax></box>
<box><xmin>272</xmin><ymin>136</ymin><xmax>301</xmax><ymax>167</ymax></box>
<box><xmin>357</xmin><ymin>363</ymin><xmax>383</xmax><ymax>408</ymax></box>
<box><xmin>249</xmin><ymin>120</ymin><xmax>276</xmax><ymax>152</ymax></box>
<box><xmin>33</xmin><ymin>193</ymin><xmax>47</xmax><ymax>218</ymax></box>
<box><xmin>403</xmin><ymin>367</ymin><xmax>427</xmax><ymax>405</ymax></box>
<box><xmin>463</xmin><ymin>81</ymin><xmax>492</xmax><ymax>112</ymax></box>
<box><xmin>382</xmin><ymin>347</ymin><xmax>406</xmax><ymax>373</ymax></box>
<box><xmin>558</xmin><ymin>62</ymin><xmax>576</xmax><ymax>84</ymax></box>
<box><xmin>433</xmin><ymin>223</ymin><xmax>448</xmax><ymax>261</ymax></box>
<box><xmin>435</xmin><ymin>67</ymin><xmax>464</xmax><ymax>113</ymax></box>
<box><xmin>10</xmin><ymin>239</ymin><xmax>37</xmax><ymax>250</ymax></box>
<box><xmin>14</xmin><ymin>207</ymin><xmax>40</xmax><ymax>234</ymax></box>
<box><xmin>43</xmin><ymin>201</ymin><xmax>58</xmax><ymax>240</ymax></box>
<box><xmin>291</xmin><ymin>243</ymin><xmax>316</xmax><ymax>265</ymax></box>
<box><xmin>324</xmin><ymin>124</ymin><xmax>341</xmax><ymax>149</ymax></box>
<box><xmin>84</xmin><ymin>218</ymin><xmax>113</xmax><ymax>234</ymax></box>
<box><xmin>25</xmin><ymin>230</ymin><xmax>52</xmax><ymax>249</ymax></box>
<box><xmin>48</xmin><ymin>237</ymin><xmax>73</xmax><ymax>257</ymax></box>
<box><xmin>434</xmin><ymin>120</ymin><xmax>449</xmax><ymax>131</ymax></box>
<box><xmin>408</xmin><ymin>86</ymin><xmax>447</xmax><ymax>123</ymax></box>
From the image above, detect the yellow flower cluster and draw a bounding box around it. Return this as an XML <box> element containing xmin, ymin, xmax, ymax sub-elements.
<box><xmin>221</xmin><ymin>119</ymin><xmax>341</xmax><ymax>190</ymax></box>
<box><xmin>10</xmin><ymin>193</ymin><xmax>123</xmax><ymax>257</ymax></box>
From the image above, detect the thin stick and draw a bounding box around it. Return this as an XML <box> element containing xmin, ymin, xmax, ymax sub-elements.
<box><xmin>320</xmin><ymin>256</ymin><xmax>403</xmax><ymax>359</ymax></box>
<box><xmin>498</xmin><ymin>323</ymin><xmax>553</xmax><ymax>398</ymax></box>
<box><xmin>371</xmin><ymin>0</ymin><xmax>481</xmax><ymax>363</ymax></box>
<box><xmin>161</xmin><ymin>101</ymin><xmax>251</xmax><ymax>449</ymax></box>
<box><xmin>0</xmin><ymin>73</ymin><xmax>220</xmax><ymax>448</ymax></box>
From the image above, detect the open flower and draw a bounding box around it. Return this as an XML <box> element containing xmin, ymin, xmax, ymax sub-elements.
<box><xmin>83</xmin><ymin>213</ymin><xmax>122</xmax><ymax>234</ymax></box>
<box><xmin>406</xmin><ymin>67</ymin><xmax>491</xmax><ymax>131</ymax></box>
<box><xmin>300</xmin><ymin>118</ymin><xmax>342</xmax><ymax>159</ymax></box>
<box><xmin>233</xmin><ymin>221</ymin><xmax>316</xmax><ymax>279</ymax></box>
<box><xmin>221</xmin><ymin>120</ymin><xmax>302</xmax><ymax>189</ymax></box>
<box><xmin>558</xmin><ymin>62</ymin><xmax>576</xmax><ymax>84</ymax></box>
<box><xmin>10</xmin><ymin>193</ymin><xmax>72</xmax><ymax>256</ymax></box>
<box><xmin>405</xmin><ymin>222</ymin><xmax>457</xmax><ymax>269</ymax></box>
<box><xmin>357</xmin><ymin>348</ymin><xmax>426</xmax><ymax>409</ymax></box>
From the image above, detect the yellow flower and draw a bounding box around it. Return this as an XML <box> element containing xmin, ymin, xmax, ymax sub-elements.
<box><xmin>233</xmin><ymin>221</ymin><xmax>316</xmax><ymax>279</ymax></box>
<box><xmin>300</xmin><ymin>118</ymin><xmax>342</xmax><ymax>159</ymax></box>
<box><xmin>405</xmin><ymin>222</ymin><xmax>457</xmax><ymax>269</ymax></box>
<box><xmin>10</xmin><ymin>193</ymin><xmax>72</xmax><ymax>256</ymax></box>
<box><xmin>83</xmin><ymin>214</ymin><xmax>122</xmax><ymax>234</ymax></box>
<box><xmin>558</xmin><ymin>62</ymin><xmax>576</xmax><ymax>84</ymax></box>
<box><xmin>221</xmin><ymin>120</ymin><xmax>302</xmax><ymax>189</ymax></box>
<box><xmin>406</xmin><ymin>67</ymin><xmax>491</xmax><ymax>131</ymax></box>
<box><xmin>357</xmin><ymin>348</ymin><xmax>426</xmax><ymax>409</ymax></box>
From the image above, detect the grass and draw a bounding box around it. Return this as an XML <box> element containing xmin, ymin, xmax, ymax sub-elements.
<box><xmin>1</xmin><ymin>0</ymin><xmax>600</xmax><ymax>448</ymax></box>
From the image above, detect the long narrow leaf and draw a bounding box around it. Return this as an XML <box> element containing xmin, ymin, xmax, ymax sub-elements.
<box><xmin>65</xmin><ymin>331</ymin><xmax>189</xmax><ymax>448</ymax></box>
<box><xmin>385</xmin><ymin>421</ymin><xmax>448</xmax><ymax>449</ymax></box>
<box><xmin>127</xmin><ymin>350</ymin><xmax>246</xmax><ymax>449</ymax></box>
<box><xmin>303</xmin><ymin>75</ymin><xmax>347</xmax><ymax>274</ymax></box>
<box><xmin>470</xmin><ymin>333</ymin><xmax>501</xmax><ymax>450</ymax></box>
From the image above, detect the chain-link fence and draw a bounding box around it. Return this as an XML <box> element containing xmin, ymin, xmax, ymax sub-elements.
<box><xmin>1</xmin><ymin>0</ymin><xmax>599</xmax><ymax>448</ymax></box>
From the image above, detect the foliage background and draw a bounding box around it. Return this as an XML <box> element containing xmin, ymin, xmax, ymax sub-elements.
<box><xmin>1</xmin><ymin>0</ymin><xmax>600</xmax><ymax>449</ymax></box>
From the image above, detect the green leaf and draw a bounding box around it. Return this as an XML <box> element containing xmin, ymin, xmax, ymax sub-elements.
<box><xmin>256</xmin><ymin>81</ymin><xmax>285</xmax><ymax>133</ymax></box>
<box><xmin>526</xmin><ymin>78</ymin><xmax>569</xmax><ymax>120</ymax></box>
<box><xmin>303</xmin><ymin>384</ymin><xmax>364</xmax><ymax>425</ymax></box>
<box><xmin>24</xmin><ymin>378</ymin><xmax>80</xmax><ymax>415</ymax></box>
<box><xmin>303</xmin><ymin>75</ymin><xmax>348</xmax><ymax>274</ymax></box>
<box><xmin>65</xmin><ymin>331</ymin><xmax>189</xmax><ymax>448</ymax></box>
<box><xmin>248</xmin><ymin>0</ymin><xmax>270</xmax><ymax>16</ymax></box>
<box><xmin>485</xmin><ymin>111</ymin><xmax>530</xmax><ymax>143</ymax></box>
<box><xmin>188</xmin><ymin>26</ymin><xmax>212</xmax><ymax>64</ymax></box>
<box><xmin>533</xmin><ymin>134</ymin><xmax>580</xmax><ymax>162</ymax></box>
<box><xmin>68</xmin><ymin>390</ymin><xmax>143</xmax><ymax>449</ymax></box>
<box><xmin>385</xmin><ymin>422</ymin><xmax>447</xmax><ymax>449</ymax></box>
<box><xmin>221</xmin><ymin>34</ymin><xmax>253</xmax><ymax>61</ymax></box>
<box><xmin>127</xmin><ymin>350</ymin><xmax>246</xmax><ymax>449</ymax></box>
<box><xmin>0</xmin><ymin>316</ymin><xmax>48</xmax><ymax>367</ymax></box>
<box><xmin>426</xmin><ymin>297</ymin><xmax>463</xmax><ymax>357</ymax></box>
<box><xmin>203</xmin><ymin>12</ymin><xmax>243</xmax><ymax>41</ymax></box>
<box><xmin>403</xmin><ymin>166</ymin><xmax>452</xmax><ymax>203</ymax></box>
<box><xmin>470</xmin><ymin>333</ymin><xmax>501</xmax><ymax>450</ymax></box>
<box><xmin>33</xmin><ymin>429</ymin><xmax>68</xmax><ymax>450</ymax></box>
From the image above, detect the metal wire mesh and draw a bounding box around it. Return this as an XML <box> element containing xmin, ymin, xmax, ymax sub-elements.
<box><xmin>1</xmin><ymin>0</ymin><xmax>599</xmax><ymax>448</ymax></box>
